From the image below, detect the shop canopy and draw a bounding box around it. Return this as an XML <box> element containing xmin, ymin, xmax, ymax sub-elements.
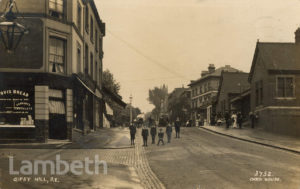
<box><xmin>105</xmin><ymin>103</ymin><xmax>113</xmax><ymax>116</ymax></box>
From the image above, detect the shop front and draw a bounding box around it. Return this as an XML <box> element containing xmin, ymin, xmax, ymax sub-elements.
<box><xmin>0</xmin><ymin>72</ymin><xmax>73</xmax><ymax>143</ymax></box>
<box><xmin>0</xmin><ymin>87</ymin><xmax>35</xmax><ymax>141</ymax></box>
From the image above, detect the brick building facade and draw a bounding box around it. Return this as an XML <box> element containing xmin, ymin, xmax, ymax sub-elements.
<box><xmin>248</xmin><ymin>29</ymin><xmax>300</xmax><ymax>137</ymax></box>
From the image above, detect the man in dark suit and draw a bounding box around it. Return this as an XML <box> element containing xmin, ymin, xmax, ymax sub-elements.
<box><xmin>150</xmin><ymin>125</ymin><xmax>157</xmax><ymax>144</ymax></box>
<box><xmin>129</xmin><ymin>124</ymin><xmax>136</xmax><ymax>145</ymax></box>
<box><xmin>141</xmin><ymin>125</ymin><xmax>149</xmax><ymax>146</ymax></box>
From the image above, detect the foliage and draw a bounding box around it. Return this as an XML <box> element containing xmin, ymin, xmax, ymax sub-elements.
<box><xmin>148</xmin><ymin>84</ymin><xmax>168</xmax><ymax>120</ymax></box>
<box><xmin>103</xmin><ymin>69</ymin><xmax>120</xmax><ymax>96</ymax></box>
<box><xmin>102</xmin><ymin>69</ymin><xmax>141</xmax><ymax>126</ymax></box>
<box><xmin>167</xmin><ymin>89</ymin><xmax>191</xmax><ymax>123</ymax></box>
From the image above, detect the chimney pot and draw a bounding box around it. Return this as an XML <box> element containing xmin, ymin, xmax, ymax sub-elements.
<box><xmin>208</xmin><ymin>64</ymin><xmax>215</xmax><ymax>73</ymax></box>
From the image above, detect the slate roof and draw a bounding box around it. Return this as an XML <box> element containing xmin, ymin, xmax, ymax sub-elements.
<box><xmin>216</xmin><ymin>72</ymin><xmax>250</xmax><ymax>102</ymax></box>
<box><xmin>249</xmin><ymin>42</ymin><xmax>300</xmax><ymax>82</ymax></box>
<box><xmin>189</xmin><ymin>66</ymin><xmax>242</xmax><ymax>86</ymax></box>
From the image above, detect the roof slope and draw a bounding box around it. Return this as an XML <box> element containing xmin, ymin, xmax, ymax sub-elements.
<box><xmin>189</xmin><ymin>66</ymin><xmax>241</xmax><ymax>86</ymax></box>
<box><xmin>217</xmin><ymin>72</ymin><xmax>250</xmax><ymax>102</ymax></box>
<box><xmin>249</xmin><ymin>42</ymin><xmax>300</xmax><ymax>81</ymax></box>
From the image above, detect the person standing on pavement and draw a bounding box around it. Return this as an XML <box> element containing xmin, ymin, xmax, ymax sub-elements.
<box><xmin>231</xmin><ymin>112</ymin><xmax>238</xmax><ymax>128</ymax></box>
<box><xmin>157</xmin><ymin>128</ymin><xmax>165</xmax><ymax>146</ymax></box>
<box><xmin>225</xmin><ymin>111</ymin><xmax>231</xmax><ymax>129</ymax></box>
<box><xmin>150</xmin><ymin>125</ymin><xmax>157</xmax><ymax>144</ymax></box>
<box><xmin>141</xmin><ymin>125</ymin><xmax>149</xmax><ymax>146</ymax></box>
<box><xmin>129</xmin><ymin>124</ymin><xmax>136</xmax><ymax>145</ymax></box>
<box><xmin>175</xmin><ymin>117</ymin><xmax>181</xmax><ymax>138</ymax></box>
<box><xmin>166</xmin><ymin>122</ymin><xmax>172</xmax><ymax>143</ymax></box>
<box><xmin>237</xmin><ymin>112</ymin><xmax>243</xmax><ymax>129</ymax></box>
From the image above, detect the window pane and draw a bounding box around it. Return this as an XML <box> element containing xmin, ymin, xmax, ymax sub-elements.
<box><xmin>277</xmin><ymin>77</ymin><xmax>285</xmax><ymax>97</ymax></box>
<box><xmin>49</xmin><ymin>0</ymin><xmax>56</xmax><ymax>10</ymax></box>
<box><xmin>286</xmin><ymin>78</ymin><xmax>294</xmax><ymax>97</ymax></box>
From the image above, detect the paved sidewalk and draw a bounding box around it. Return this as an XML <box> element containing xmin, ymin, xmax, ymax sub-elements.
<box><xmin>200</xmin><ymin>125</ymin><xmax>300</xmax><ymax>154</ymax></box>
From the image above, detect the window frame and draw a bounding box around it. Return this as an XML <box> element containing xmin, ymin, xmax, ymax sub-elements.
<box><xmin>49</xmin><ymin>0</ymin><xmax>65</xmax><ymax>20</ymax></box>
<box><xmin>276</xmin><ymin>75</ymin><xmax>296</xmax><ymax>99</ymax></box>
<box><xmin>77</xmin><ymin>1</ymin><xmax>82</xmax><ymax>32</ymax></box>
<box><xmin>77</xmin><ymin>42</ymin><xmax>81</xmax><ymax>73</ymax></box>
<box><xmin>85</xmin><ymin>5</ymin><xmax>89</xmax><ymax>33</ymax></box>
<box><xmin>90</xmin><ymin>16</ymin><xmax>94</xmax><ymax>43</ymax></box>
<box><xmin>84</xmin><ymin>45</ymin><xmax>89</xmax><ymax>74</ymax></box>
<box><xmin>49</xmin><ymin>36</ymin><xmax>66</xmax><ymax>74</ymax></box>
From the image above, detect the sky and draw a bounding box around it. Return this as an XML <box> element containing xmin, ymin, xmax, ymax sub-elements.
<box><xmin>95</xmin><ymin>0</ymin><xmax>300</xmax><ymax>113</ymax></box>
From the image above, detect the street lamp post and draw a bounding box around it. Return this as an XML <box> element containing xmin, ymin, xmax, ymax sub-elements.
<box><xmin>129</xmin><ymin>94</ymin><xmax>133</xmax><ymax>125</ymax></box>
<box><xmin>0</xmin><ymin>0</ymin><xmax>28</xmax><ymax>52</ymax></box>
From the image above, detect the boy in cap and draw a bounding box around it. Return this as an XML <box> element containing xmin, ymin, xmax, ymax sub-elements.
<box><xmin>157</xmin><ymin>128</ymin><xmax>165</xmax><ymax>146</ymax></box>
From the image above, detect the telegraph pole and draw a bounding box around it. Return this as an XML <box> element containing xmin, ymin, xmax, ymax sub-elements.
<box><xmin>129</xmin><ymin>94</ymin><xmax>133</xmax><ymax>125</ymax></box>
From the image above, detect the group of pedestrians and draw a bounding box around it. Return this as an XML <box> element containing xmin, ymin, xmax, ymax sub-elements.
<box><xmin>224</xmin><ymin>111</ymin><xmax>243</xmax><ymax>129</ymax></box>
<box><xmin>129</xmin><ymin>117</ymin><xmax>182</xmax><ymax>147</ymax></box>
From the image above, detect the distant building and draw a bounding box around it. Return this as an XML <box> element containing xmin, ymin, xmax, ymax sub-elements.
<box><xmin>248</xmin><ymin>28</ymin><xmax>300</xmax><ymax>136</ymax></box>
<box><xmin>188</xmin><ymin>64</ymin><xmax>241</xmax><ymax>125</ymax></box>
<box><xmin>216</xmin><ymin>71</ymin><xmax>250</xmax><ymax>118</ymax></box>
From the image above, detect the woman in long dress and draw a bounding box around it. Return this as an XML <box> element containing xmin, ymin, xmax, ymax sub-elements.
<box><xmin>231</xmin><ymin>112</ymin><xmax>238</xmax><ymax>128</ymax></box>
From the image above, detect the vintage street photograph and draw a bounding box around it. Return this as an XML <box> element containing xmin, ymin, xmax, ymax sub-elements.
<box><xmin>0</xmin><ymin>0</ymin><xmax>300</xmax><ymax>188</ymax></box>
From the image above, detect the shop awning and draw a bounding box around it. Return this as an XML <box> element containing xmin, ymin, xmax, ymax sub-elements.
<box><xmin>102</xmin><ymin>86</ymin><xmax>127</xmax><ymax>108</ymax></box>
<box><xmin>75</xmin><ymin>75</ymin><xmax>102</xmax><ymax>99</ymax></box>
<box><xmin>106</xmin><ymin>103</ymin><xmax>113</xmax><ymax>116</ymax></box>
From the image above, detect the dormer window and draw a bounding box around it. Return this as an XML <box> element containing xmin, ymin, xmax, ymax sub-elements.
<box><xmin>49</xmin><ymin>0</ymin><xmax>64</xmax><ymax>19</ymax></box>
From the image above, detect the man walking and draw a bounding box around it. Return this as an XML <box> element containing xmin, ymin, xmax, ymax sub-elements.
<box><xmin>150</xmin><ymin>125</ymin><xmax>157</xmax><ymax>144</ymax></box>
<box><xmin>237</xmin><ymin>112</ymin><xmax>243</xmax><ymax>129</ymax></box>
<box><xmin>225</xmin><ymin>111</ymin><xmax>231</xmax><ymax>129</ymax></box>
<box><xmin>141</xmin><ymin>125</ymin><xmax>149</xmax><ymax>146</ymax></box>
<box><xmin>166</xmin><ymin>123</ymin><xmax>172</xmax><ymax>143</ymax></box>
<box><xmin>129</xmin><ymin>124</ymin><xmax>136</xmax><ymax>145</ymax></box>
<box><xmin>175</xmin><ymin>117</ymin><xmax>181</xmax><ymax>138</ymax></box>
<box><xmin>157</xmin><ymin>128</ymin><xmax>164</xmax><ymax>146</ymax></box>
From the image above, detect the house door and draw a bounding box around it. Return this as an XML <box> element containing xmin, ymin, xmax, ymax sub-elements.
<box><xmin>49</xmin><ymin>99</ymin><xmax>67</xmax><ymax>140</ymax></box>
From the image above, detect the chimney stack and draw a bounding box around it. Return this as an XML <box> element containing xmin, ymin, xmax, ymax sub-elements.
<box><xmin>295</xmin><ymin>28</ymin><xmax>300</xmax><ymax>44</ymax></box>
<box><xmin>208</xmin><ymin>64</ymin><xmax>215</xmax><ymax>73</ymax></box>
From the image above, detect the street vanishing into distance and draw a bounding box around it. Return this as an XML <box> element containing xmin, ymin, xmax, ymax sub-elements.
<box><xmin>0</xmin><ymin>127</ymin><xmax>299</xmax><ymax>189</ymax></box>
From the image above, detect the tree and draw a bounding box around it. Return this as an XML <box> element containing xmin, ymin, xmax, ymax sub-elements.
<box><xmin>148</xmin><ymin>84</ymin><xmax>168</xmax><ymax>120</ymax></box>
<box><xmin>102</xmin><ymin>69</ymin><xmax>142</xmax><ymax>126</ymax></box>
<box><xmin>103</xmin><ymin>69</ymin><xmax>120</xmax><ymax>96</ymax></box>
<box><xmin>167</xmin><ymin>89</ymin><xmax>190</xmax><ymax>123</ymax></box>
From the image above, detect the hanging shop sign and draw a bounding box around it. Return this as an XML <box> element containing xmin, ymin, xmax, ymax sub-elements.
<box><xmin>0</xmin><ymin>88</ymin><xmax>34</xmax><ymax>125</ymax></box>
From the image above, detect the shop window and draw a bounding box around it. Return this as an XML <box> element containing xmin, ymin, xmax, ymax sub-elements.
<box><xmin>0</xmin><ymin>88</ymin><xmax>34</xmax><ymax>126</ymax></box>
<box><xmin>277</xmin><ymin>76</ymin><xmax>295</xmax><ymax>98</ymax></box>
<box><xmin>49</xmin><ymin>0</ymin><xmax>64</xmax><ymax>19</ymax></box>
<box><xmin>49</xmin><ymin>37</ymin><xmax>65</xmax><ymax>74</ymax></box>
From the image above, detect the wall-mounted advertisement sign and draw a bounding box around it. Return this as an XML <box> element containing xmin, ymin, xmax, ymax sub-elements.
<box><xmin>0</xmin><ymin>88</ymin><xmax>34</xmax><ymax>125</ymax></box>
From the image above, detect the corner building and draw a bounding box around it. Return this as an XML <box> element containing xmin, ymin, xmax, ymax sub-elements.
<box><xmin>0</xmin><ymin>0</ymin><xmax>105</xmax><ymax>142</ymax></box>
